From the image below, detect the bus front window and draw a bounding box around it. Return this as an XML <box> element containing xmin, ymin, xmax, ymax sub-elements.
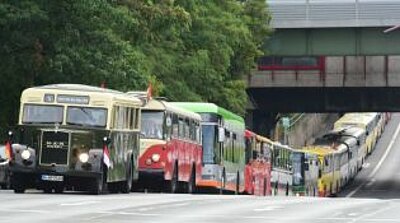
<box><xmin>141</xmin><ymin>111</ymin><xmax>164</xmax><ymax>139</ymax></box>
<box><xmin>202</xmin><ymin>125</ymin><xmax>217</xmax><ymax>164</ymax></box>
<box><xmin>67</xmin><ymin>107</ymin><xmax>107</xmax><ymax>127</ymax></box>
<box><xmin>23</xmin><ymin>105</ymin><xmax>63</xmax><ymax>124</ymax></box>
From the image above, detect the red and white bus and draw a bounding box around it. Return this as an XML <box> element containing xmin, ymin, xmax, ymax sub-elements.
<box><xmin>128</xmin><ymin>94</ymin><xmax>202</xmax><ymax>193</ymax></box>
<box><xmin>244</xmin><ymin>130</ymin><xmax>272</xmax><ymax>196</ymax></box>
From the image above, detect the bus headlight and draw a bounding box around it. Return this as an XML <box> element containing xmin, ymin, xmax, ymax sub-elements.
<box><xmin>21</xmin><ymin>150</ymin><xmax>31</xmax><ymax>160</ymax></box>
<box><xmin>151</xmin><ymin>153</ymin><xmax>160</xmax><ymax>163</ymax></box>
<box><xmin>79</xmin><ymin>153</ymin><xmax>89</xmax><ymax>163</ymax></box>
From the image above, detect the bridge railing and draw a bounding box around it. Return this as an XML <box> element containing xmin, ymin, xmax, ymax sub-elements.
<box><xmin>267</xmin><ymin>0</ymin><xmax>400</xmax><ymax>28</ymax></box>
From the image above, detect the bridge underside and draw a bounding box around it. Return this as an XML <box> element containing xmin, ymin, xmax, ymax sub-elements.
<box><xmin>247</xmin><ymin>87</ymin><xmax>400</xmax><ymax>113</ymax></box>
<box><xmin>266</xmin><ymin>28</ymin><xmax>400</xmax><ymax>56</ymax></box>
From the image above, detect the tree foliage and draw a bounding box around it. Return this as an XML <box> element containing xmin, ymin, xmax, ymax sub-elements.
<box><xmin>0</xmin><ymin>0</ymin><xmax>271</xmax><ymax>134</ymax></box>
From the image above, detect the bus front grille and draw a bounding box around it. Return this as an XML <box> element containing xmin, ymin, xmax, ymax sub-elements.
<box><xmin>40</xmin><ymin>131</ymin><xmax>69</xmax><ymax>166</ymax></box>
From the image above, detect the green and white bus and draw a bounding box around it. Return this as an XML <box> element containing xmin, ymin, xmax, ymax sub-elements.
<box><xmin>171</xmin><ymin>103</ymin><xmax>245</xmax><ymax>194</ymax></box>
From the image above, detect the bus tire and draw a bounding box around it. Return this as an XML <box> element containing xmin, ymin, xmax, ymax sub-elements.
<box><xmin>285</xmin><ymin>182</ymin><xmax>289</xmax><ymax>196</ymax></box>
<box><xmin>121</xmin><ymin>157</ymin><xmax>133</xmax><ymax>194</ymax></box>
<box><xmin>12</xmin><ymin>174</ymin><xmax>25</xmax><ymax>194</ymax></box>
<box><xmin>187</xmin><ymin>165</ymin><xmax>196</xmax><ymax>194</ymax></box>
<box><xmin>55</xmin><ymin>185</ymin><xmax>64</xmax><ymax>194</ymax></box>
<box><xmin>235</xmin><ymin>172</ymin><xmax>240</xmax><ymax>195</ymax></box>
<box><xmin>91</xmin><ymin>169</ymin><xmax>107</xmax><ymax>195</ymax></box>
<box><xmin>169</xmin><ymin>164</ymin><xmax>179</xmax><ymax>193</ymax></box>
<box><xmin>219</xmin><ymin>169</ymin><xmax>226</xmax><ymax>195</ymax></box>
<box><xmin>263</xmin><ymin>178</ymin><xmax>267</xmax><ymax>196</ymax></box>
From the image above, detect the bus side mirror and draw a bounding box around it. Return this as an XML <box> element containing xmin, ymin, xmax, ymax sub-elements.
<box><xmin>218</xmin><ymin>127</ymin><xmax>225</xmax><ymax>142</ymax></box>
<box><xmin>357</xmin><ymin>140</ymin><xmax>360</xmax><ymax>146</ymax></box>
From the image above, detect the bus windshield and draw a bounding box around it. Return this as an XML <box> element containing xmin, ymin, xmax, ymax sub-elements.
<box><xmin>141</xmin><ymin>111</ymin><xmax>164</xmax><ymax>139</ymax></box>
<box><xmin>23</xmin><ymin>105</ymin><xmax>63</xmax><ymax>124</ymax></box>
<box><xmin>202</xmin><ymin>125</ymin><xmax>216</xmax><ymax>164</ymax></box>
<box><xmin>67</xmin><ymin>107</ymin><xmax>107</xmax><ymax>127</ymax></box>
<box><xmin>292</xmin><ymin>152</ymin><xmax>305</xmax><ymax>186</ymax></box>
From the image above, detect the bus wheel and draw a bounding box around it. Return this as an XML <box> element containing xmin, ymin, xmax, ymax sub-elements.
<box><xmin>169</xmin><ymin>165</ymin><xmax>179</xmax><ymax>193</ymax></box>
<box><xmin>235</xmin><ymin>172</ymin><xmax>240</xmax><ymax>195</ymax></box>
<box><xmin>121</xmin><ymin>158</ymin><xmax>133</xmax><ymax>194</ymax></box>
<box><xmin>92</xmin><ymin>172</ymin><xmax>106</xmax><ymax>195</ymax></box>
<box><xmin>219</xmin><ymin>170</ymin><xmax>226</xmax><ymax>195</ymax></box>
<box><xmin>12</xmin><ymin>174</ymin><xmax>25</xmax><ymax>194</ymax></box>
<box><xmin>14</xmin><ymin>187</ymin><xmax>25</xmax><ymax>194</ymax></box>
<box><xmin>43</xmin><ymin>187</ymin><xmax>52</xmax><ymax>194</ymax></box>
<box><xmin>263</xmin><ymin>178</ymin><xmax>267</xmax><ymax>196</ymax></box>
<box><xmin>187</xmin><ymin>165</ymin><xmax>196</xmax><ymax>194</ymax></box>
<box><xmin>55</xmin><ymin>185</ymin><xmax>64</xmax><ymax>194</ymax></box>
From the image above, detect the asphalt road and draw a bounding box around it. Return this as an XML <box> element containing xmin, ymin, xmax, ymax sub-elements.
<box><xmin>1</xmin><ymin>114</ymin><xmax>400</xmax><ymax>223</ymax></box>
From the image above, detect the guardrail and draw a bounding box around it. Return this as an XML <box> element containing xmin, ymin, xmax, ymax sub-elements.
<box><xmin>267</xmin><ymin>0</ymin><xmax>400</xmax><ymax>28</ymax></box>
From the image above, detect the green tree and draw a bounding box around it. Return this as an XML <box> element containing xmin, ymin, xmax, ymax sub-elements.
<box><xmin>0</xmin><ymin>0</ymin><xmax>271</xmax><ymax>134</ymax></box>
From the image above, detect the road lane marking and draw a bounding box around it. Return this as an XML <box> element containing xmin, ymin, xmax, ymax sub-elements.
<box><xmin>96</xmin><ymin>211</ymin><xmax>160</xmax><ymax>216</ymax></box>
<box><xmin>346</xmin><ymin>120</ymin><xmax>400</xmax><ymax>198</ymax></box>
<box><xmin>60</xmin><ymin>200</ymin><xmax>100</xmax><ymax>206</ymax></box>
<box><xmin>366</xmin><ymin>179</ymin><xmax>376</xmax><ymax>187</ymax></box>
<box><xmin>138</xmin><ymin>207</ymin><xmax>154</xmax><ymax>212</ymax></box>
<box><xmin>254</xmin><ymin>206</ymin><xmax>283</xmax><ymax>212</ymax></box>
<box><xmin>0</xmin><ymin>208</ymin><xmax>50</xmax><ymax>214</ymax></box>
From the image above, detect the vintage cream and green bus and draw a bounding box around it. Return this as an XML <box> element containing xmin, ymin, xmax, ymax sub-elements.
<box><xmin>8</xmin><ymin>84</ymin><xmax>142</xmax><ymax>194</ymax></box>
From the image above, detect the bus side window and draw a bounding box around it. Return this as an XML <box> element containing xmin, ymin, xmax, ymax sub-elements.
<box><xmin>172</xmin><ymin>114</ymin><xmax>179</xmax><ymax>138</ymax></box>
<box><xmin>125</xmin><ymin>107</ymin><xmax>130</xmax><ymax>129</ymax></box>
<box><xmin>179</xmin><ymin>118</ymin><xmax>185</xmax><ymax>139</ymax></box>
<box><xmin>196</xmin><ymin>122</ymin><xmax>201</xmax><ymax>144</ymax></box>
<box><xmin>129</xmin><ymin>108</ymin><xmax>134</xmax><ymax>130</ymax></box>
<box><xmin>164</xmin><ymin>113</ymin><xmax>172</xmax><ymax>140</ymax></box>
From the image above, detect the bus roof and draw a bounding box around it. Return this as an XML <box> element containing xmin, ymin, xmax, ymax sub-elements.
<box><xmin>170</xmin><ymin>102</ymin><xmax>244</xmax><ymax>124</ymax></box>
<box><xmin>302</xmin><ymin>146</ymin><xmax>335</xmax><ymax>156</ymax></box>
<box><xmin>140</xmin><ymin>99</ymin><xmax>201</xmax><ymax>121</ymax></box>
<box><xmin>334</xmin><ymin>113</ymin><xmax>376</xmax><ymax>129</ymax></box>
<box><xmin>21</xmin><ymin>84</ymin><xmax>142</xmax><ymax>106</ymax></box>
<box><xmin>255</xmin><ymin>135</ymin><xmax>274</xmax><ymax>144</ymax></box>
<box><xmin>33</xmin><ymin>84</ymin><xmax>122</xmax><ymax>94</ymax></box>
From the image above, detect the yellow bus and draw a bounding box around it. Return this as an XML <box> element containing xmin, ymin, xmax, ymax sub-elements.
<box><xmin>8</xmin><ymin>84</ymin><xmax>142</xmax><ymax>194</ymax></box>
<box><xmin>334</xmin><ymin>113</ymin><xmax>378</xmax><ymax>155</ymax></box>
<box><xmin>302</xmin><ymin>146</ymin><xmax>338</xmax><ymax>197</ymax></box>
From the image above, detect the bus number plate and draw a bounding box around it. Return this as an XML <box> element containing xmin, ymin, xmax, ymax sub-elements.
<box><xmin>41</xmin><ymin>175</ymin><xmax>64</xmax><ymax>182</ymax></box>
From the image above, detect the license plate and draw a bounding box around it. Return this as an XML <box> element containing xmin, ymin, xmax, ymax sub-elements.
<box><xmin>41</xmin><ymin>175</ymin><xmax>64</xmax><ymax>182</ymax></box>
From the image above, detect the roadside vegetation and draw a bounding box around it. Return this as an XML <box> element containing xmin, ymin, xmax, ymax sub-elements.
<box><xmin>0</xmin><ymin>0</ymin><xmax>271</xmax><ymax>135</ymax></box>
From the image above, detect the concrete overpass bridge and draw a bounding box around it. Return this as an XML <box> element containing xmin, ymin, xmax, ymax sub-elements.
<box><xmin>246</xmin><ymin>0</ymin><xmax>400</xmax><ymax>133</ymax></box>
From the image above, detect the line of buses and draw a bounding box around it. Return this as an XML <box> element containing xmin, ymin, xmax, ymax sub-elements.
<box><xmin>4</xmin><ymin>84</ymin><xmax>388</xmax><ymax>196</ymax></box>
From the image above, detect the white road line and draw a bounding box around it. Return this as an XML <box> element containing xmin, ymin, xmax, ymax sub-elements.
<box><xmin>60</xmin><ymin>200</ymin><xmax>100</xmax><ymax>206</ymax></box>
<box><xmin>169</xmin><ymin>202</ymin><xmax>190</xmax><ymax>207</ymax></box>
<box><xmin>0</xmin><ymin>208</ymin><xmax>50</xmax><ymax>214</ymax></box>
<box><xmin>346</xmin><ymin>121</ymin><xmax>400</xmax><ymax>198</ymax></box>
<box><xmin>254</xmin><ymin>206</ymin><xmax>283</xmax><ymax>212</ymax></box>
<box><xmin>366</xmin><ymin>179</ymin><xmax>376</xmax><ymax>187</ymax></box>
<box><xmin>96</xmin><ymin>211</ymin><xmax>160</xmax><ymax>216</ymax></box>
